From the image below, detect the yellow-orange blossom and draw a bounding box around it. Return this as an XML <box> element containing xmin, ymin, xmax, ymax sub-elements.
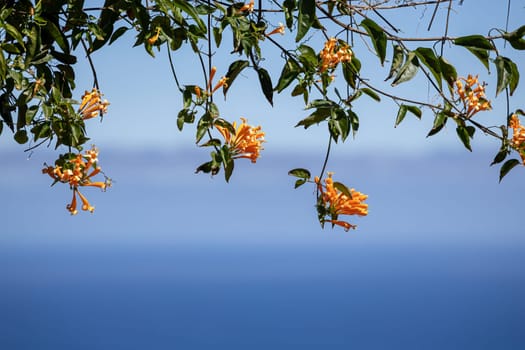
<box><xmin>510</xmin><ymin>114</ymin><xmax>525</xmax><ymax>164</ymax></box>
<box><xmin>214</xmin><ymin>118</ymin><xmax>265</xmax><ymax>163</ymax></box>
<box><xmin>42</xmin><ymin>146</ymin><xmax>109</xmax><ymax>215</ymax></box>
<box><xmin>315</xmin><ymin>173</ymin><xmax>368</xmax><ymax>231</ymax></box>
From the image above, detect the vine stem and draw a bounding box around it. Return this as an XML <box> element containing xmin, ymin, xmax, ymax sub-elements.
<box><xmin>80</xmin><ymin>38</ymin><xmax>99</xmax><ymax>89</ymax></box>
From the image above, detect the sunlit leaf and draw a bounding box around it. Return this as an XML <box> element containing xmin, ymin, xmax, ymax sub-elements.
<box><xmin>296</xmin><ymin>0</ymin><xmax>316</xmax><ymax>42</ymax></box>
<box><xmin>391</xmin><ymin>52</ymin><xmax>419</xmax><ymax>86</ymax></box>
<box><xmin>288</xmin><ymin>168</ymin><xmax>311</xmax><ymax>179</ymax></box>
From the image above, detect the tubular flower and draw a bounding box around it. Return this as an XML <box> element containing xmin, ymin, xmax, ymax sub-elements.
<box><xmin>214</xmin><ymin>118</ymin><xmax>265</xmax><ymax>163</ymax></box>
<box><xmin>454</xmin><ymin>75</ymin><xmax>491</xmax><ymax>118</ymax></box>
<box><xmin>509</xmin><ymin>113</ymin><xmax>525</xmax><ymax>164</ymax></box>
<box><xmin>239</xmin><ymin>0</ymin><xmax>254</xmax><ymax>12</ymax></box>
<box><xmin>147</xmin><ymin>27</ymin><xmax>161</xmax><ymax>45</ymax></box>
<box><xmin>78</xmin><ymin>88</ymin><xmax>110</xmax><ymax>120</ymax></box>
<box><xmin>319</xmin><ymin>37</ymin><xmax>353</xmax><ymax>73</ymax></box>
<box><xmin>42</xmin><ymin>146</ymin><xmax>111</xmax><ymax>215</ymax></box>
<box><xmin>267</xmin><ymin>23</ymin><xmax>285</xmax><ymax>36</ymax></box>
<box><xmin>315</xmin><ymin>173</ymin><xmax>368</xmax><ymax>231</ymax></box>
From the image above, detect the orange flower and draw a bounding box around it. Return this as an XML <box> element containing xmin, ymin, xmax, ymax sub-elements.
<box><xmin>239</xmin><ymin>0</ymin><xmax>254</xmax><ymax>12</ymax></box>
<box><xmin>147</xmin><ymin>27</ymin><xmax>161</xmax><ymax>45</ymax></box>
<box><xmin>319</xmin><ymin>37</ymin><xmax>352</xmax><ymax>73</ymax></box>
<box><xmin>267</xmin><ymin>23</ymin><xmax>285</xmax><ymax>36</ymax></box>
<box><xmin>42</xmin><ymin>146</ymin><xmax>110</xmax><ymax>215</ymax></box>
<box><xmin>509</xmin><ymin>113</ymin><xmax>525</xmax><ymax>164</ymax></box>
<box><xmin>214</xmin><ymin>118</ymin><xmax>265</xmax><ymax>163</ymax></box>
<box><xmin>315</xmin><ymin>172</ymin><xmax>368</xmax><ymax>231</ymax></box>
<box><xmin>78</xmin><ymin>88</ymin><xmax>110</xmax><ymax>120</ymax></box>
<box><xmin>454</xmin><ymin>75</ymin><xmax>491</xmax><ymax>118</ymax></box>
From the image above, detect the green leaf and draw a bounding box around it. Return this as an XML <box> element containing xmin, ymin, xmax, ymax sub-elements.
<box><xmin>283</xmin><ymin>0</ymin><xmax>296</xmax><ymax>30</ymax></box>
<box><xmin>391</xmin><ymin>52</ymin><xmax>419</xmax><ymax>86</ymax></box>
<box><xmin>439</xmin><ymin>56</ymin><xmax>457</xmax><ymax>89</ymax></box>
<box><xmin>427</xmin><ymin>112</ymin><xmax>448</xmax><ymax>137</ymax></box>
<box><xmin>348</xmin><ymin>109</ymin><xmax>359</xmax><ymax>136</ymax></box>
<box><xmin>288</xmin><ymin>168</ymin><xmax>311</xmax><ymax>179</ymax></box>
<box><xmin>2</xmin><ymin>22</ymin><xmax>25</xmax><ymax>48</ymax></box>
<box><xmin>502</xmin><ymin>25</ymin><xmax>525</xmax><ymax>50</ymax></box>
<box><xmin>256</xmin><ymin>67</ymin><xmax>273</xmax><ymax>105</ymax></box>
<box><xmin>45</xmin><ymin>21</ymin><xmax>69</xmax><ymax>53</ymax></box>
<box><xmin>466</xmin><ymin>47</ymin><xmax>490</xmax><ymax>71</ymax></box>
<box><xmin>456</xmin><ymin>125</ymin><xmax>473</xmax><ymax>151</ymax></box>
<box><xmin>223</xmin><ymin>60</ymin><xmax>250</xmax><ymax>96</ymax></box>
<box><xmin>172</xmin><ymin>0</ymin><xmax>207</xmax><ymax>33</ymax></box>
<box><xmin>297</xmin><ymin>44</ymin><xmax>318</xmax><ymax>70</ymax></box>
<box><xmin>333</xmin><ymin>181</ymin><xmax>352</xmax><ymax>199</ymax></box>
<box><xmin>296</xmin><ymin>0</ymin><xmax>316</xmax><ymax>42</ymax></box>
<box><xmin>491</xmin><ymin>148</ymin><xmax>508</xmax><ymax>166</ymax></box>
<box><xmin>275</xmin><ymin>59</ymin><xmax>300</xmax><ymax>93</ymax></box>
<box><xmin>495</xmin><ymin>56</ymin><xmax>520</xmax><ymax>96</ymax></box>
<box><xmin>360</xmin><ymin>88</ymin><xmax>380</xmax><ymax>102</ymax></box>
<box><xmin>385</xmin><ymin>44</ymin><xmax>404</xmax><ymax>81</ymax></box>
<box><xmin>454</xmin><ymin>35</ymin><xmax>495</xmax><ymax>50</ymax></box>
<box><xmin>14</xmin><ymin>129</ymin><xmax>28</xmax><ymax>144</ymax></box>
<box><xmin>294</xmin><ymin>178</ymin><xmax>308</xmax><ymax>189</ymax></box>
<box><xmin>414</xmin><ymin>47</ymin><xmax>442</xmax><ymax>89</ymax></box>
<box><xmin>296</xmin><ymin>108</ymin><xmax>330</xmax><ymax>128</ymax></box>
<box><xmin>109</xmin><ymin>26</ymin><xmax>129</xmax><ymax>45</ymax></box>
<box><xmin>361</xmin><ymin>19</ymin><xmax>387</xmax><ymax>65</ymax></box>
<box><xmin>499</xmin><ymin>159</ymin><xmax>520</xmax><ymax>182</ymax></box>
<box><xmin>395</xmin><ymin>104</ymin><xmax>422</xmax><ymax>127</ymax></box>
<box><xmin>221</xmin><ymin>145</ymin><xmax>234</xmax><ymax>182</ymax></box>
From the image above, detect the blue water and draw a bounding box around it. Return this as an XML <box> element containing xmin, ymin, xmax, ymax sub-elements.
<box><xmin>1</xmin><ymin>242</ymin><xmax>524</xmax><ymax>349</ymax></box>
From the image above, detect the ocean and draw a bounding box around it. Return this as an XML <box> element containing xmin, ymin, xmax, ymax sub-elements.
<box><xmin>1</xmin><ymin>242</ymin><xmax>524</xmax><ymax>349</ymax></box>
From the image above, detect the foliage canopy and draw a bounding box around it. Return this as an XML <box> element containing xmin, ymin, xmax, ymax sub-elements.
<box><xmin>1</xmin><ymin>0</ymin><xmax>524</xmax><ymax>230</ymax></box>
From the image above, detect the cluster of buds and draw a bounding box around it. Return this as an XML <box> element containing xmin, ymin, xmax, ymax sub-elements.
<box><xmin>315</xmin><ymin>172</ymin><xmax>368</xmax><ymax>231</ymax></box>
<box><xmin>319</xmin><ymin>37</ymin><xmax>353</xmax><ymax>73</ymax></box>
<box><xmin>78</xmin><ymin>88</ymin><xmax>110</xmax><ymax>120</ymax></box>
<box><xmin>42</xmin><ymin>146</ymin><xmax>110</xmax><ymax>215</ymax></box>
<box><xmin>454</xmin><ymin>75</ymin><xmax>491</xmax><ymax>118</ymax></box>
<box><xmin>509</xmin><ymin>113</ymin><xmax>525</xmax><ymax>164</ymax></box>
<box><xmin>214</xmin><ymin>117</ymin><xmax>265</xmax><ymax>163</ymax></box>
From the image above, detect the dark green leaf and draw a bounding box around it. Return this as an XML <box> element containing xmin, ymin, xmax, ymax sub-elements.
<box><xmin>294</xmin><ymin>178</ymin><xmax>308</xmax><ymax>188</ymax></box>
<box><xmin>256</xmin><ymin>67</ymin><xmax>273</xmax><ymax>105</ymax></box>
<box><xmin>414</xmin><ymin>47</ymin><xmax>442</xmax><ymax>89</ymax></box>
<box><xmin>14</xmin><ymin>129</ymin><xmax>28</xmax><ymax>144</ymax></box>
<box><xmin>491</xmin><ymin>148</ymin><xmax>508</xmax><ymax>166</ymax></box>
<box><xmin>222</xmin><ymin>60</ymin><xmax>250</xmax><ymax>96</ymax></box>
<box><xmin>467</xmin><ymin>47</ymin><xmax>490</xmax><ymax>71</ymax></box>
<box><xmin>456</xmin><ymin>125</ymin><xmax>472</xmax><ymax>151</ymax></box>
<box><xmin>333</xmin><ymin>181</ymin><xmax>352</xmax><ymax>199</ymax></box>
<box><xmin>427</xmin><ymin>112</ymin><xmax>448</xmax><ymax>137</ymax></box>
<box><xmin>172</xmin><ymin>0</ymin><xmax>207</xmax><ymax>33</ymax></box>
<box><xmin>288</xmin><ymin>168</ymin><xmax>311</xmax><ymax>179</ymax></box>
<box><xmin>439</xmin><ymin>56</ymin><xmax>457</xmax><ymax>89</ymax></box>
<box><xmin>454</xmin><ymin>35</ymin><xmax>494</xmax><ymax>50</ymax></box>
<box><xmin>221</xmin><ymin>145</ymin><xmax>234</xmax><ymax>182</ymax></box>
<box><xmin>296</xmin><ymin>0</ymin><xmax>316</xmax><ymax>42</ymax></box>
<box><xmin>296</xmin><ymin>108</ymin><xmax>330</xmax><ymax>128</ymax></box>
<box><xmin>499</xmin><ymin>159</ymin><xmax>520</xmax><ymax>182</ymax></box>
<box><xmin>45</xmin><ymin>21</ymin><xmax>69</xmax><ymax>53</ymax></box>
<box><xmin>109</xmin><ymin>26</ymin><xmax>128</xmax><ymax>45</ymax></box>
<box><xmin>360</xmin><ymin>88</ymin><xmax>380</xmax><ymax>102</ymax></box>
<box><xmin>275</xmin><ymin>59</ymin><xmax>300</xmax><ymax>93</ymax></box>
<box><xmin>361</xmin><ymin>19</ymin><xmax>387</xmax><ymax>65</ymax></box>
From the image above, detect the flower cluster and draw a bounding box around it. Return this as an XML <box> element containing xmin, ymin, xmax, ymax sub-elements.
<box><xmin>510</xmin><ymin>113</ymin><xmax>525</xmax><ymax>164</ymax></box>
<box><xmin>319</xmin><ymin>37</ymin><xmax>353</xmax><ymax>73</ymax></box>
<box><xmin>215</xmin><ymin>118</ymin><xmax>265</xmax><ymax>163</ymax></box>
<box><xmin>315</xmin><ymin>172</ymin><xmax>368</xmax><ymax>231</ymax></box>
<box><xmin>454</xmin><ymin>75</ymin><xmax>491</xmax><ymax>118</ymax></box>
<box><xmin>78</xmin><ymin>88</ymin><xmax>110</xmax><ymax>120</ymax></box>
<box><xmin>42</xmin><ymin>146</ymin><xmax>110</xmax><ymax>215</ymax></box>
